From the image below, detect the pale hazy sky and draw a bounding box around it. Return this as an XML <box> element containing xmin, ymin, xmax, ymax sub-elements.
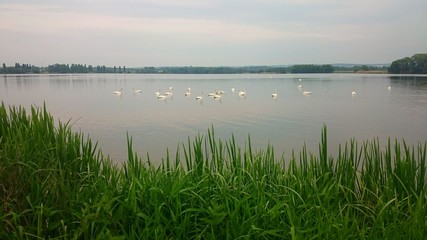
<box><xmin>1</xmin><ymin>0</ymin><xmax>426</xmax><ymax>67</ymax></box>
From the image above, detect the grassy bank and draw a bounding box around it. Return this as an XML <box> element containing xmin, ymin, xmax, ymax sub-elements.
<box><xmin>1</xmin><ymin>103</ymin><xmax>426</xmax><ymax>239</ymax></box>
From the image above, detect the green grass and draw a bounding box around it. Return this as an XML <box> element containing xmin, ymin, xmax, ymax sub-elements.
<box><xmin>1</xmin><ymin>103</ymin><xmax>426</xmax><ymax>239</ymax></box>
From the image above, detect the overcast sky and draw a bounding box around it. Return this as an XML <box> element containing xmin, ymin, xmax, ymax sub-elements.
<box><xmin>1</xmin><ymin>0</ymin><xmax>426</xmax><ymax>67</ymax></box>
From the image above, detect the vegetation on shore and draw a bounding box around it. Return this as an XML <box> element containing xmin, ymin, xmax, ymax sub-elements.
<box><xmin>388</xmin><ymin>54</ymin><xmax>427</xmax><ymax>74</ymax></box>
<box><xmin>1</xmin><ymin>62</ymin><xmax>391</xmax><ymax>74</ymax></box>
<box><xmin>5</xmin><ymin>53</ymin><xmax>427</xmax><ymax>75</ymax></box>
<box><xmin>1</xmin><ymin>103</ymin><xmax>426</xmax><ymax>239</ymax></box>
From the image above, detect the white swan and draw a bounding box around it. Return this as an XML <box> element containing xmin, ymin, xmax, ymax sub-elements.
<box><xmin>185</xmin><ymin>88</ymin><xmax>191</xmax><ymax>96</ymax></box>
<box><xmin>196</xmin><ymin>92</ymin><xmax>203</xmax><ymax>100</ymax></box>
<box><xmin>303</xmin><ymin>89</ymin><xmax>312</xmax><ymax>95</ymax></box>
<box><xmin>238</xmin><ymin>88</ymin><xmax>247</xmax><ymax>96</ymax></box>
<box><xmin>113</xmin><ymin>88</ymin><xmax>123</xmax><ymax>95</ymax></box>
<box><xmin>133</xmin><ymin>88</ymin><xmax>142</xmax><ymax>93</ymax></box>
<box><xmin>231</xmin><ymin>87</ymin><xmax>235</xmax><ymax>93</ymax></box>
<box><xmin>387</xmin><ymin>86</ymin><xmax>391</xmax><ymax>90</ymax></box>
<box><xmin>272</xmin><ymin>89</ymin><xmax>278</xmax><ymax>98</ymax></box>
<box><xmin>155</xmin><ymin>89</ymin><xmax>161</xmax><ymax>96</ymax></box>
<box><xmin>297</xmin><ymin>84</ymin><xmax>303</xmax><ymax>89</ymax></box>
<box><xmin>157</xmin><ymin>94</ymin><xmax>167</xmax><ymax>100</ymax></box>
<box><xmin>159</xmin><ymin>86</ymin><xmax>173</xmax><ymax>96</ymax></box>
<box><xmin>352</xmin><ymin>89</ymin><xmax>357</xmax><ymax>96</ymax></box>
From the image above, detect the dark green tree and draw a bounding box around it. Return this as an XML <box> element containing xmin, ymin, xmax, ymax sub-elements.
<box><xmin>291</xmin><ymin>64</ymin><xmax>334</xmax><ymax>73</ymax></box>
<box><xmin>389</xmin><ymin>54</ymin><xmax>427</xmax><ymax>74</ymax></box>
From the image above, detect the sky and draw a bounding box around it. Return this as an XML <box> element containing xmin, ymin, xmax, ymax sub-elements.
<box><xmin>1</xmin><ymin>0</ymin><xmax>426</xmax><ymax>67</ymax></box>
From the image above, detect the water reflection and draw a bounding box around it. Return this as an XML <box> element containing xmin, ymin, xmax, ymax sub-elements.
<box><xmin>390</xmin><ymin>76</ymin><xmax>427</xmax><ymax>90</ymax></box>
<box><xmin>2</xmin><ymin>75</ymin><xmax>8</xmax><ymax>89</ymax></box>
<box><xmin>16</xmin><ymin>75</ymin><xmax>40</xmax><ymax>90</ymax></box>
<box><xmin>1</xmin><ymin>73</ymin><xmax>426</xmax><ymax>164</ymax></box>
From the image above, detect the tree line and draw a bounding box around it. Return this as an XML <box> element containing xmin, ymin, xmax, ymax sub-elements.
<box><xmin>1</xmin><ymin>63</ymin><xmax>337</xmax><ymax>74</ymax></box>
<box><xmin>290</xmin><ymin>64</ymin><xmax>334</xmax><ymax>73</ymax></box>
<box><xmin>0</xmin><ymin>63</ymin><xmax>127</xmax><ymax>74</ymax></box>
<box><xmin>4</xmin><ymin>58</ymin><xmax>425</xmax><ymax>74</ymax></box>
<box><xmin>1</xmin><ymin>63</ymin><xmax>41</xmax><ymax>74</ymax></box>
<box><xmin>388</xmin><ymin>54</ymin><xmax>427</xmax><ymax>74</ymax></box>
<box><xmin>46</xmin><ymin>64</ymin><xmax>127</xmax><ymax>74</ymax></box>
<box><xmin>134</xmin><ymin>66</ymin><xmax>289</xmax><ymax>74</ymax></box>
<box><xmin>128</xmin><ymin>65</ymin><xmax>334</xmax><ymax>74</ymax></box>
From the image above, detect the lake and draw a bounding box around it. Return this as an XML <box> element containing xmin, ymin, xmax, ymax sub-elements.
<box><xmin>1</xmin><ymin>73</ymin><xmax>427</xmax><ymax>164</ymax></box>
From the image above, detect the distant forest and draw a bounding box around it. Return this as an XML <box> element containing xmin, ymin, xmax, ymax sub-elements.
<box><xmin>0</xmin><ymin>62</ymin><xmax>396</xmax><ymax>74</ymax></box>
<box><xmin>0</xmin><ymin>63</ymin><xmax>336</xmax><ymax>74</ymax></box>
<box><xmin>0</xmin><ymin>63</ymin><xmax>127</xmax><ymax>74</ymax></box>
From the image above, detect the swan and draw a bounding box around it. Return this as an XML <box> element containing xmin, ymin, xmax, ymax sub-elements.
<box><xmin>185</xmin><ymin>88</ymin><xmax>191</xmax><ymax>96</ymax></box>
<box><xmin>113</xmin><ymin>88</ymin><xmax>123</xmax><ymax>95</ymax></box>
<box><xmin>387</xmin><ymin>86</ymin><xmax>391</xmax><ymax>90</ymax></box>
<box><xmin>231</xmin><ymin>88</ymin><xmax>235</xmax><ymax>93</ymax></box>
<box><xmin>196</xmin><ymin>92</ymin><xmax>203</xmax><ymax>100</ymax></box>
<box><xmin>352</xmin><ymin>89</ymin><xmax>357</xmax><ymax>96</ymax></box>
<box><xmin>164</xmin><ymin>89</ymin><xmax>173</xmax><ymax>96</ymax></box>
<box><xmin>157</xmin><ymin>94</ymin><xmax>167</xmax><ymax>100</ymax></box>
<box><xmin>238</xmin><ymin>88</ymin><xmax>247</xmax><ymax>96</ymax></box>
<box><xmin>303</xmin><ymin>89</ymin><xmax>312</xmax><ymax>95</ymax></box>
<box><xmin>155</xmin><ymin>89</ymin><xmax>161</xmax><ymax>96</ymax></box>
<box><xmin>297</xmin><ymin>84</ymin><xmax>303</xmax><ymax>89</ymax></box>
<box><xmin>160</xmin><ymin>86</ymin><xmax>173</xmax><ymax>96</ymax></box>
<box><xmin>272</xmin><ymin>89</ymin><xmax>278</xmax><ymax>98</ymax></box>
<box><xmin>133</xmin><ymin>88</ymin><xmax>142</xmax><ymax>93</ymax></box>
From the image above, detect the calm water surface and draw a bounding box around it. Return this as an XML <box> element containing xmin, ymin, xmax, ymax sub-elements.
<box><xmin>1</xmin><ymin>74</ymin><xmax>427</xmax><ymax>164</ymax></box>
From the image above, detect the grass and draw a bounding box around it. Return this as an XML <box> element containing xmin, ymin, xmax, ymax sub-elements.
<box><xmin>1</xmin><ymin>103</ymin><xmax>426</xmax><ymax>239</ymax></box>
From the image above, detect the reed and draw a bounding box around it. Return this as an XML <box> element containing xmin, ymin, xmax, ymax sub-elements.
<box><xmin>1</xmin><ymin>103</ymin><xmax>426</xmax><ymax>239</ymax></box>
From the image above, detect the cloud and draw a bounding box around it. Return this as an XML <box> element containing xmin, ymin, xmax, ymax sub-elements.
<box><xmin>0</xmin><ymin>3</ymin><xmax>286</xmax><ymax>43</ymax></box>
<box><xmin>0</xmin><ymin>2</ymin><xmax>361</xmax><ymax>44</ymax></box>
<box><xmin>1</xmin><ymin>0</ymin><xmax>426</xmax><ymax>66</ymax></box>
